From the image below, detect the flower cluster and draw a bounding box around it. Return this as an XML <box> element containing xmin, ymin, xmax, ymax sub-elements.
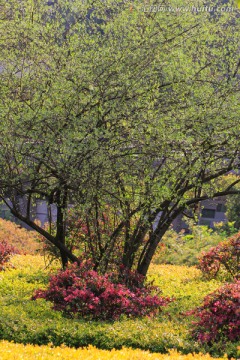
<box><xmin>32</xmin><ymin>259</ymin><xmax>172</xmax><ymax>320</ymax></box>
<box><xmin>0</xmin><ymin>240</ymin><xmax>18</xmax><ymax>270</ymax></box>
<box><xmin>188</xmin><ymin>280</ymin><xmax>240</xmax><ymax>344</ymax></box>
<box><xmin>197</xmin><ymin>232</ymin><xmax>240</xmax><ymax>279</ymax></box>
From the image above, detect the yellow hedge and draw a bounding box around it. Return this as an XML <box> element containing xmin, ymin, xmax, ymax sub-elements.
<box><xmin>0</xmin><ymin>341</ymin><xmax>227</xmax><ymax>360</ymax></box>
<box><xmin>0</xmin><ymin>219</ymin><xmax>41</xmax><ymax>254</ymax></box>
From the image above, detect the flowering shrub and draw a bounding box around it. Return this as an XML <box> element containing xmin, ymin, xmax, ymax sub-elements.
<box><xmin>197</xmin><ymin>232</ymin><xmax>240</xmax><ymax>279</ymax></box>
<box><xmin>32</xmin><ymin>260</ymin><xmax>172</xmax><ymax>320</ymax></box>
<box><xmin>0</xmin><ymin>241</ymin><xmax>18</xmax><ymax>270</ymax></box>
<box><xmin>189</xmin><ymin>280</ymin><xmax>240</xmax><ymax>344</ymax></box>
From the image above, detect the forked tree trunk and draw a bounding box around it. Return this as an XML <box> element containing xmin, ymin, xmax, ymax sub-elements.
<box><xmin>137</xmin><ymin>237</ymin><xmax>160</xmax><ymax>276</ymax></box>
<box><xmin>121</xmin><ymin>222</ymin><xmax>149</xmax><ymax>269</ymax></box>
<box><xmin>137</xmin><ymin>226</ymin><xmax>169</xmax><ymax>277</ymax></box>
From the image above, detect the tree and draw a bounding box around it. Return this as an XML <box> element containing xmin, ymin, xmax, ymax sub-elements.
<box><xmin>0</xmin><ymin>0</ymin><xmax>239</xmax><ymax>277</ymax></box>
<box><xmin>225</xmin><ymin>179</ymin><xmax>240</xmax><ymax>231</ymax></box>
<box><xmin>225</xmin><ymin>194</ymin><xmax>240</xmax><ymax>229</ymax></box>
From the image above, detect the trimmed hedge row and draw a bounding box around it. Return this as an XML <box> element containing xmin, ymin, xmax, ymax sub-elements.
<box><xmin>0</xmin><ymin>341</ymin><xmax>231</xmax><ymax>360</ymax></box>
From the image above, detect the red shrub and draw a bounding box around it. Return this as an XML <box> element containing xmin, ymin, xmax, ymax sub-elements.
<box><xmin>0</xmin><ymin>240</ymin><xmax>17</xmax><ymax>270</ymax></box>
<box><xmin>188</xmin><ymin>280</ymin><xmax>240</xmax><ymax>344</ymax></box>
<box><xmin>197</xmin><ymin>232</ymin><xmax>240</xmax><ymax>279</ymax></box>
<box><xmin>32</xmin><ymin>259</ymin><xmax>172</xmax><ymax>320</ymax></box>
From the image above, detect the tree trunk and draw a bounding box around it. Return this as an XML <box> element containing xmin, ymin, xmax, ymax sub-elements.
<box><xmin>122</xmin><ymin>224</ymin><xmax>148</xmax><ymax>270</ymax></box>
<box><xmin>137</xmin><ymin>227</ymin><xmax>168</xmax><ymax>276</ymax></box>
<box><xmin>56</xmin><ymin>200</ymin><xmax>68</xmax><ymax>268</ymax></box>
<box><xmin>137</xmin><ymin>238</ymin><xmax>159</xmax><ymax>277</ymax></box>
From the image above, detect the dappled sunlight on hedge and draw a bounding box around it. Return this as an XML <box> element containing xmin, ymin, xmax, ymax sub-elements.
<box><xmin>9</xmin><ymin>254</ymin><xmax>59</xmax><ymax>274</ymax></box>
<box><xmin>148</xmin><ymin>264</ymin><xmax>222</xmax><ymax>312</ymax></box>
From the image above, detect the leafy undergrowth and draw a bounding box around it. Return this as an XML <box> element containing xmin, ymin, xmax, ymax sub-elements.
<box><xmin>0</xmin><ymin>341</ymin><xmax>229</xmax><ymax>360</ymax></box>
<box><xmin>0</xmin><ymin>255</ymin><xmax>237</xmax><ymax>357</ymax></box>
<box><xmin>0</xmin><ymin>219</ymin><xmax>41</xmax><ymax>255</ymax></box>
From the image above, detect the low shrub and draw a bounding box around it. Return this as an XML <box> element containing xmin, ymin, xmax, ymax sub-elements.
<box><xmin>32</xmin><ymin>260</ymin><xmax>172</xmax><ymax>320</ymax></box>
<box><xmin>188</xmin><ymin>280</ymin><xmax>240</xmax><ymax>344</ymax></box>
<box><xmin>0</xmin><ymin>241</ymin><xmax>17</xmax><ymax>270</ymax></box>
<box><xmin>0</xmin><ymin>219</ymin><xmax>41</xmax><ymax>255</ymax></box>
<box><xmin>197</xmin><ymin>232</ymin><xmax>240</xmax><ymax>280</ymax></box>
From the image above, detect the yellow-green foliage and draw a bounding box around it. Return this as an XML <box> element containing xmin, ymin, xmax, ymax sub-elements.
<box><xmin>148</xmin><ymin>264</ymin><xmax>222</xmax><ymax>313</ymax></box>
<box><xmin>0</xmin><ymin>219</ymin><xmax>41</xmax><ymax>254</ymax></box>
<box><xmin>0</xmin><ymin>255</ymin><xmax>230</xmax><ymax>356</ymax></box>
<box><xmin>0</xmin><ymin>341</ymin><xmax>227</xmax><ymax>360</ymax></box>
<box><xmin>10</xmin><ymin>254</ymin><xmax>46</xmax><ymax>268</ymax></box>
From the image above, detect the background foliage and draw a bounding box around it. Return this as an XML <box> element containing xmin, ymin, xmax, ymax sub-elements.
<box><xmin>152</xmin><ymin>221</ymin><xmax>238</xmax><ymax>267</ymax></box>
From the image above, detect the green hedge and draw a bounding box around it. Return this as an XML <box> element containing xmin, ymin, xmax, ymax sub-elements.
<box><xmin>0</xmin><ymin>255</ymin><xmax>238</xmax><ymax>357</ymax></box>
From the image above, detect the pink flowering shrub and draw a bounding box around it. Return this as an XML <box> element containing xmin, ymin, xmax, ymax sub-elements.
<box><xmin>0</xmin><ymin>241</ymin><xmax>17</xmax><ymax>270</ymax></box>
<box><xmin>197</xmin><ymin>232</ymin><xmax>240</xmax><ymax>279</ymax></box>
<box><xmin>189</xmin><ymin>280</ymin><xmax>240</xmax><ymax>344</ymax></box>
<box><xmin>32</xmin><ymin>259</ymin><xmax>172</xmax><ymax>320</ymax></box>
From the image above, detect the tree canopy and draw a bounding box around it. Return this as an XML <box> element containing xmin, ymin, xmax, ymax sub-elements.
<box><xmin>0</xmin><ymin>0</ymin><xmax>239</xmax><ymax>275</ymax></box>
